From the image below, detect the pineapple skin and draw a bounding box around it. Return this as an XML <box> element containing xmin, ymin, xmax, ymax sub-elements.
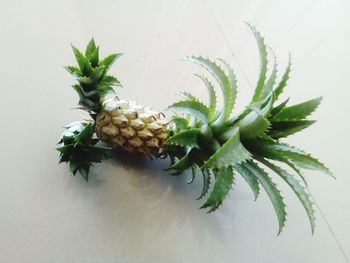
<box><xmin>96</xmin><ymin>98</ymin><xmax>169</xmax><ymax>156</ymax></box>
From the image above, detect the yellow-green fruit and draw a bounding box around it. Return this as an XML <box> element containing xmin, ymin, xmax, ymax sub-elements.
<box><xmin>96</xmin><ymin>98</ymin><xmax>169</xmax><ymax>156</ymax></box>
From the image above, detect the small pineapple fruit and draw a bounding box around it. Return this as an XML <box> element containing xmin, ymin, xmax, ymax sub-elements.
<box><xmin>58</xmin><ymin>25</ymin><xmax>334</xmax><ymax>234</ymax></box>
<box><xmin>96</xmin><ymin>98</ymin><xmax>169</xmax><ymax>156</ymax></box>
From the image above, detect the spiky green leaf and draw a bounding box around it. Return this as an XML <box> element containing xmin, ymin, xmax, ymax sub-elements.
<box><xmin>270</xmin><ymin>98</ymin><xmax>290</xmax><ymax>117</ymax></box>
<box><xmin>169</xmin><ymin>154</ymin><xmax>191</xmax><ymax>171</ymax></box>
<box><xmin>171</xmin><ymin>117</ymin><xmax>189</xmax><ymax>131</ymax></box>
<box><xmin>245</xmin><ymin>138</ymin><xmax>308</xmax><ymax>185</ymax></box>
<box><xmin>201</xmin><ymin>166</ymin><xmax>234</xmax><ymax>212</ymax></box>
<box><xmin>237</xmin><ymin>108</ymin><xmax>270</xmax><ymax>140</ymax></box>
<box><xmin>246</xmin><ymin>23</ymin><xmax>269</xmax><ymax>103</ymax></box>
<box><xmin>177</xmin><ymin>91</ymin><xmax>197</xmax><ymax>101</ymax></box>
<box><xmin>217</xmin><ymin>58</ymin><xmax>238</xmax><ymax>112</ymax></box>
<box><xmin>166</xmin><ymin>128</ymin><xmax>200</xmax><ymax>148</ymax></box>
<box><xmin>195</xmin><ymin>74</ymin><xmax>217</xmax><ymax>119</ymax></box>
<box><xmin>85</xmin><ymin>38</ymin><xmax>97</xmax><ymax>56</ymax></box>
<box><xmin>243</xmin><ymin>160</ymin><xmax>287</xmax><ymax>235</ymax></box>
<box><xmin>260</xmin><ymin>159</ymin><xmax>316</xmax><ymax>233</ymax></box>
<box><xmin>269</xmin><ymin>120</ymin><xmax>316</xmax><ymax>139</ymax></box>
<box><xmin>203</xmin><ymin>127</ymin><xmax>251</xmax><ymax>169</ymax></box>
<box><xmin>234</xmin><ymin>163</ymin><xmax>260</xmax><ymax>200</ymax></box>
<box><xmin>273</xmin><ymin>54</ymin><xmax>291</xmax><ymax>102</ymax></box>
<box><xmin>263</xmin><ymin>142</ymin><xmax>333</xmax><ymax>177</ymax></box>
<box><xmin>184</xmin><ymin>56</ymin><xmax>234</xmax><ymax>127</ymax></box>
<box><xmin>99</xmin><ymin>53</ymin><xmax>122</xmax><ymax>69</ymax></box>
<box><xmin>272</xmin><ymin>97</ymin><xmax>322</xmax><ymax>121</ymax></box>
<box><xmin>197</xmin><ymin>170</ymin><xmax>211</xmax><ymax>200</ymax></box>
<box><xmin>89</xmin><ymin>47</ymin><xmax>99</xmax><ymax>67</ymax></box>
<box><xmin>168</xmin><ymin>100</ymin><xmax>210</xmax><ymax>123</ymax></box>
<box><xmin>71</xmin><ymin>45</ymin><xmax>93</xmax><ymax>75</ymax></box>
<box><xmin>261</xmin><ymin>51</ymin><xmax>277</xmax><ymax>100</ymax></box>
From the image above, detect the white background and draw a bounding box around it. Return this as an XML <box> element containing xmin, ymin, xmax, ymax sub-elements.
<box><xmin>0</xmin><ymin>0</ymin><xmax>349</xmax><ymax>262</ymax></box>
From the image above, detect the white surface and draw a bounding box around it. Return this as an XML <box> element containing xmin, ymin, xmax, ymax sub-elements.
<box><xmin>0</xmin><ymin>0</ymin><xmax>350</xmax><ymax>262</ymax></box>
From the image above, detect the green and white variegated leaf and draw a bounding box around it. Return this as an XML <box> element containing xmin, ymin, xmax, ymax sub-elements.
<box><xmin>217</xmin><ymin>58</ymin><xmax>238</xmax><ymax>113</ymax></box>
<box><xmin>262</xmin><ymin>142</ymin><xmax>334</xmax><ymax>177</ymax></box>
<box><xmin>259</xmin><ymin>158</ymin><xmax>316</xmax><ymax>234</ymax></box>
<box><xmin>272</xmin><ymin>97</ymin><xmax>322</xmax><ymax>121</ymax></box>
<box><xmin>195</xmin><ymin>74</ymin><xmax>217</xmax><ymax>121</ymax></box>
<box><xmin>184</xmin><ymin>56</ymin><xmax>234</xmax><ymax>127</ymax></box>
<box><xmin>234</xmin><ymin>164</ymin><xmax>260</xmax><ymax>200</ymax></box>
<box><xmin>197</xmin><ymin>169</ymin><xmax>211</xmax><ymax>200</ymax></box>
<box><xmin>168</xmin><ymin>100</ymin><xmax>210</xmax><ymax>123</ymax></box>
<box><xmin>243</xmin><ymin>160</ymin><xmax>287</xmax><ymax>235</ymax></box>
<box><xmin>201</xmin><ymin>166</ymin><xmax>235</xmax><ymax>212</ymax></box>
<box><xmin>246</xmin><ymin>23</ymin><xmax>269</xmax><ymax>104</ymax></box>
<box><xmin>269</xmin><ymin>120</ymin><xmax>316</xmax><ymax>139</ymax></box>
<box><xmin>171</xmin><ymin>116</ymin><xmax>189</xmax><ymax>131</ymax></box>
<box><xmin>236</xmin><ymin>107</ymin><xmax>270</xmax><ymax>140</ymax></box>
<box><xmin>260</xmin><ymin>50</ymin><xmax>278</xmax><ymax>102</ymax></box>
<box><xmin>166</xmin><ymin>128</ymin><xmax>201</xmax><ymax>148</ymax></box>
<box><xmin>177</xmin><ymin>91</ymin><xmax>198</xmax><ymax>101</ymax></box>
<box><xmin>273</xmin><ymin>54</ymin><xmax>291</xmax><ymax>102</ymax></box>
<box><xmin>203</xmin><ymin>127</ymin><xmax>251</xmax><ymax>169</ymax></box>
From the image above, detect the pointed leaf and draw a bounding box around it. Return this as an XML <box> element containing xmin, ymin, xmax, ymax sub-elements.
<box><xmin>195</xmin><ymin>74</ymin><xmax>217</xmax><ymax>119</ymax></box>
<box><xmin>274</xmin><ymin>54</ymin><xmax>291</xmax><ymax>102</ymax></box>
<box><xmin>217</xmin><ymin>58</ymin><xmax>238</xmax><ymax>113</ymax></box>
<box><xmin>201</xmin><ymin>167</ymin><xmax>234</xmax><ymax>212</ymax></box>
<box><xmin>237</xmin><ymin>108</ymin><xmax>270</xmax><ymax>139</ymax></box>
<box><xmin>262</xmin><ymin>51</ymin><xmax>278</xmax><ymax>100</ymax></box>
<box><xmin>269</xmin><ymin>120</ymin><xmax>316</xmax><ymax>139</ymax></box>
<box><xmin>246</xmin><ymin>138</ymin><xmax>308</xmax><ymax>185</ymax></box>
<box><xmin>263</xmin><ymin>142</ymin><xmax>334</xmax><ymax>177</ymax></box>
<box><xmin>177</xmin><ymin>91</ymin><xmax>197</xmax><ymax>101</ymax></box>
<box><xmin>246</xmin><ymin>23</ymin><xmax>268</xmax><ymax>103</ymax></box>
<box><xmin>99</xmin><ymin>53</ymin><xmax>122</xmax><ymax>69</ymax></box>
<box><xmin>234</xmin><ymin>164</ymin><xmax>260</xmax><ymax>200</ymax></box>
<box><xmin>243</xmin><ymin>160</ymin><xmax>287</xmax><ymax>235</ymax></box>
<box><xmin>64</xmin><ymin>65</ymin><xmax>81</xmax><ymax>75</ymax></box>
<box><xmin>270</xmin><ymin>98</ymin><xmax>290</xmax><ymax>117</ymax></box>
<box><xmin>85</xmin><ymin>38</ymin><xmax>96</xmax><ymax>56</ymax></box>
<box><xmin>166</xmin><ymin>128</ymin><xmax>200</xmax><ymax>148</ymax></box>
<box><xmin>260</xmin><ymin>159</ymin><xmax>316</xmax><ymax>233</ymax></box>
<box><xmin>272</xmin><ymin>97</ymin><xmax>322</xmax><ymax>121</ymax></box>
<box><xmin>71</xmin><ymin>45</ymin><xmax>93</xmax><ymax>75</ymax></box>
<box><xmin>197</xmin><ymin>170</ymin><xmax>211</xmax><ymax>200</ymax></box>
<box><xmin>168</xmin><ymin>100</ymin><xmax>210</xmax><ymax>123</ymax></box>
<box><xmin>89</xmin><ymin>47</ymin><xmax>100</xmax><ymax>68</ymax></box>
<box><xmin>169</xmin><ymin>154</ymin><xmax>191</xmax><ymax>171</ymax></box>
<box><xmin>184</xmin><ymin>56</ymin><xmax>234</xmax><ymax>126</ymax></box>
<box><xmin>203</xmin><ymin>127</ymin><xmax>251</xmax><ymax>169</ymax></box>
<box><xmin>171</xmin><ymin>117</ymin><xmax>189</xmax><ymax>131</ymax></box>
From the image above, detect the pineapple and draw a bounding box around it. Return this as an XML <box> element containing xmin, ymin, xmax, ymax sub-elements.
<box><xmin>57</xmin><ymin>24</ymin><xmax>333</xmax><ymax>234</ymax></box>
<box><xmin>95</xmin><ymin>98</ymin><xmax>169</xmax><ymax>156</ymax></box>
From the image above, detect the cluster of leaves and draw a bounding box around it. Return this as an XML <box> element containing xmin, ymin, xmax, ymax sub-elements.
<box><xmin>164</xmin><ymin>23</ymin><xmax>333</xmax><ymax>234</ymax></box>
<box><xmin>65</xmin><ymin>39</ymin><xmax>122</xmax><ymax>118</ymax></box>
<box><xmin>57</xmin><ymin>121</ymin><xmax>111</xmax><ymax>181</ymax></box>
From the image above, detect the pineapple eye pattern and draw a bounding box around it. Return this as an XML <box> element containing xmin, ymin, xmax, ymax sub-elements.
<box><xmin>57</xmin><ymin>23</ymin><xmax>333</xmax><ymax>234</ymax></box>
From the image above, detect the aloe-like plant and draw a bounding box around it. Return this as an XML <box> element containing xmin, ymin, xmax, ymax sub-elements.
<box><xmin>57</xmin><ymin>23</ymin><xmax>333</xmax><ymax>234</ymax></box>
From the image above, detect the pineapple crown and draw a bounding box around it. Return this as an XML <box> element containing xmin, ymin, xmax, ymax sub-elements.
<box><xmin>57</xmin><ymin>25</ymin><xmax>334</xmax><ymax>234</ymax></box>
<box><xmin>57</xmin><ymin>121</ymin><xmax>111</xmax><ymax>181</ymax></box>
<box><xmin>163</xmin><ymin>23</ymin><xmax>333</xmax><ymax>234</ymax></box>
<box><xmin>65</xmin><ymin>39</ymin><xmax>122</xmax><ymax>119</ymax></box>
